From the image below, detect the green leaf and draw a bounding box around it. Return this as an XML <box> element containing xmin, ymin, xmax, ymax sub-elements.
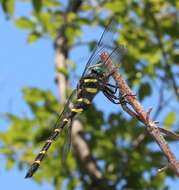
<box><xmin>27</xmin><ymin>32</ymin><xmax>41</xmax><ymax>44</ymax></box>
<box><xmin>6</xmin><ymin>158</ymin><xmax>15</xmax><ymax>170</ymax></box>
<box><xmin>138</xmin><ymin>82</ymin><xmax>151</xmax><ymax>100</ymax></box>
<box><xmin>0</xmin><ymin>147</ymin><xmax>13</xmax><ymax>155</ymax></box>
<box><xmin>57</xmin><ymin>67</ymin><xmax>68</xmax><ymax>78</ymax></box>
<box><xmin>164</xmin><ymin>112</ymin><xmax>176</xmax><ymax>129</ymax></box>
<box><xmin>2</xmin><ymin>0</ymin><xmax>14</xmax><ymax>17</ymax></box>
<box><xmin>32</xmin><ymin>0</ymin><xmax>42</xmax><ymax>12</ymax></box>
<box><xmin>43</xmin><ymin>0</ymin><xmax>60</xmax><ymax>7</ymax></box>
<box><xmin>15</xmin><ymin>17</ymin><xmax>35</xmax><ymax>29</ymax></box>
<box><xmin>76</xmin><ymin>17</ymin><xmax>90</xmax><ymax>25</ymax></box>
<box><xmin>172</xmin><ymin>54</ymin><xmax>179</xmax><ymax>64</ymax></box>
<box><xmin>23</xmin><ymin>88</ymin><xmax>44</xmax><ymax>103</ymax></box>
<box><xmin>105</xmin><ymin>1</ymin><xmax>124</xmax><ymax>12</ymax></box>
<box><xmin>37</xmin><ymin>12</ymin><xmax>51</xmax><ymax>32</ymax></box>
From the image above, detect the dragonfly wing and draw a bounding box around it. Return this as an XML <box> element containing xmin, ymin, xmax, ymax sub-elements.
<box><xmin>62</xmin><ymin>122</ymin><xmax>72</xmax><ymax>163</ymax></box>
<box><xmin>54</xmin><ymin>89</ymin><xmax>77</xmax><ymax>157</ymax></box>
<box><xmin>98</xmin><ymin>19</ymin><xmax>117</xmax><ymax>48</ymax></box>
<box><xmin>55</xmin><ymin>90</ymin><xmax>80</xmax><ymax>162</ymax></box>
<box><xmin>53</xmin><ymin>89</ymin><xmax>77</xmax><ymax>129</ymax></box>
<box><xmin>81</xmin><ymin>20</ymin><xmax>127</xmax><ymax>78</ymax></box>
<box><xmin>100</xmin><ymin>47</ymin><xmax>127</xmax><ymax>101</ymax></box>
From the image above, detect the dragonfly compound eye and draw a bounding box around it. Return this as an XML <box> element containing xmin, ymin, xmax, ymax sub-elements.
<box><xmin>92</xmin><ymin>67</ymin><xmax>107</xmax><ymax>75</ymax></box>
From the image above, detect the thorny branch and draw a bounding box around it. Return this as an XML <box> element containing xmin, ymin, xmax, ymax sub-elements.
<box><xmin>100</xmin><ymin>52</ymin><xmax>179</xmax><ymax>176</ymax></box>
<box><xmin>118</xmin><ymin>82</ymin><xmax>179</xmax><ymax>180</ymax></box>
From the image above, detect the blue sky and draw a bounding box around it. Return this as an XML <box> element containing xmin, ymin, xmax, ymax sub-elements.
<box><xmin>0</xmin><ymin>8</ymin><xmax>54</xmax><ymax>190</ymax></box>
<box><xmin>1</xmin><ymin>5</ymin><xmax>179</xmax><ymax>190</ymax></box>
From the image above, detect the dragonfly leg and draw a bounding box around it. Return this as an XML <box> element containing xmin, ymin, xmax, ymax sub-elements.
<box><xmin>103</xmin><ymin>90</ymin><xmax>120</xmax><ymax>104</ymax></box>
<box><xmin>106</xmin><ymin>83</ymin><xmax>119</xmax><ymax>94</ymax></box>
<box><xmin>104</xmin><ymin>87</ymin><xmax>119</xmax><ymax>99</ymax></box>
<box><xmin>105</xmin><ymin>83</ymin><xmax>136</xmax><ymax>103</ymax></box>
<box><xmin>119</xmin><ymin>93</ymin><xmax>137</xmax><ymax>105</ymax></box>
<box><xmin>103</xmin><ymin>86</ymin><xmax>121</xmax><ymax>104</ymax></box>
<box><xmin>103</xmin><ymin>88</ymin><xmax>141</xmax><ymax>119</ymax></box>
<box><xmin>105</xmin><ymin>85</ymin><xmax>117</xmax><ymax>95</ymax></box>
<box><xmin>118</xmin><ymin>93</ymin><xmax>143</xmax><ymax>120</ymax></box>
<box><xmin>104</xmin><ymin>83</ymin><xmax>122</xmax><ymax>99</ymax></box>
<box><xmin>106</xmin><ymin>83</ymin><xmax>118</xmax><ymax>88</ymax></box>
<box><xmin>103</xmin><ymin>84</ymin><xmax>137</xmax><ymax>107</ymax></box>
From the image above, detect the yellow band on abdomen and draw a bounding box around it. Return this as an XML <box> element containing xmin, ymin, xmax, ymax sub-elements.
<box><xmin>34</xmin><ymin>160</ymin><xmax>41</xmax><ymax>164</ymax></box>
<box><xmin>84</xmin><ymin>79</ymin><xmax>97</xmax><ymax>83</ymax></box>
<box><xmin>85</xmin><ymin>88</ymin><xmax>98</xmax><ymax>93</ymax></box>
<box><xmin>77</xmin><ymin>98</ymin><xmax>91</xmax><ymax>105</ymax></box>
<box><xmin>54</xmin><ymin>128</ymin><xmax>61</xmax><ymax>132</ymax></box>
<box><xmin>63</xmin><ymin>118</ymin><xmax>69</xmax><ymax>122</ymax></box>
<box><xmin>39</xmin><ymin>150</ymin><xmax>46</xmax><ymax>154</ymax></box>
<box><xmin>71</xmin><ymin>108</ymin><xmax>84</xmax><ymax>113</ymax></box>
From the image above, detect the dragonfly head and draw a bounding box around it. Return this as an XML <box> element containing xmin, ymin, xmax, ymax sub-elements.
<box><xmin>89</xmin><ymin>60</ymin><xmax>108</xmax><ymax>75</ymax></box>
<box><xmin>91</xmin><ymin>66</ymin><xmax>108</xmax><ymax>76</ymax></box>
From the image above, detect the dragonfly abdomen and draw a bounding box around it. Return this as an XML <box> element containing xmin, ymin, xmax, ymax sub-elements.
<box><xmin>72</xmin><ymin>77</ymin><xmax>100</xmax><ymax>113</ymax></box>
<box><xmin>25</xmin><ymin>118</ymin><xmax>68</xmax><ymax>178</ymax></box>
<box><xmin>25</xmin><ymin>76</ymin><xmax>100</xmax><ymax>178</ymax></box>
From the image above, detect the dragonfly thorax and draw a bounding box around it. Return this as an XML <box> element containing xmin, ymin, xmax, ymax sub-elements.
<box><xmin>91</xmin><ymin>66</ymin><xmax>108</xmax><ymax>77</ymax></box>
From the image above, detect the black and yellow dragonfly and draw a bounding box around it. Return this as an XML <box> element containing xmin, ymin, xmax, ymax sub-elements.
<box><xmin>25</xmin><ymin>20</ymin><xmax>127</xmax><ymax>178</ymax></box>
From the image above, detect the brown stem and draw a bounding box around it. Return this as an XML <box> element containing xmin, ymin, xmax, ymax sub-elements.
<box><xmin>100</xmin><ymin>52</ymin><xmax>179</xmax><ymax>176</ymax></box>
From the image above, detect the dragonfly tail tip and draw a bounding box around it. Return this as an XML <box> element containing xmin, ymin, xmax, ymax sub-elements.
<box><xmin>25</xmin><ymin>172</ymin><xmax>32</xmax><ymax>178</ymax></box>
<box><xmin>25</xmin><ymin>163</ymin><xmax>39</xmax><ymax>178</ymax></box>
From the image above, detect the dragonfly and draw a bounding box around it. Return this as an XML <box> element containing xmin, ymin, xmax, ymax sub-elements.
<box><xmin>25</xmin><ymin>20</ymin><xmax>127</xmax><ymax>178</ymax></box>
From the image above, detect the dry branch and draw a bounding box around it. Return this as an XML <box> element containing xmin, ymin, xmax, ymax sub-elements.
<box><xmin>100</xmin><ymin>52</ymin><xmax>179</xmax><ymax>176</ymax></box>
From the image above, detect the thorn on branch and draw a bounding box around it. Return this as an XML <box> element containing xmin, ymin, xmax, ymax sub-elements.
<box><xmin>154</xmin><ymin>121</ymin><xmax>160</xmax><ymax>124</ymax></box>
<box><xmin>146</xmin><ymin>107</ymin><xmax>153</xmax><ymax>123</ymax></box>
<box><xmin>158</xmin><ymin>161</ymin><xmax>179</xmax><ymax>174</ymax></box>
<box><xmin>158</xmin><ymin>127</ymin><xmax>179</xmax><ymax>140</ymax></box>
<box><xmin>158</xmin><ymin>165</ymin><xmax>169</xmax><ymax>173</ymax></box>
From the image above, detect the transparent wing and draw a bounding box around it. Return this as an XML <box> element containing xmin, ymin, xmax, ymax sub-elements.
<box><xmin>62</xmin><ymin>123</ymin><xmax>72</xmax><ymax>162</ymax></box>
<box><xmin>100</xmin><ymin>47</ymin><xmax>127</xmax><ymax>97</ymax></box>
<box><xmin>53</xmin><ymin>90</ymin><xmax>79</xmax><ymax>160</ymax></box>
<box><xmin>53</xmin><ymin>90</ymin><xmax>77</xmax><ymax>129</ymax></box>
<box><xmin>81</xmin><ymin>20</ymin><xmax>127</xmax><ymax>78</ymax></box>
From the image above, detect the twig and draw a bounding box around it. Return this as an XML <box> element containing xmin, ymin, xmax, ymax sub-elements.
<box><xmin>100</xmin><ymin>52</ymin><xmax>179</xmax><ymax>176</ymax></box>
<box><xmin>156</xmin><ymin>11</ymin><xmax>178</xmax><ymax>21</ymax></box>
<box><xmin>158</xmin><ymin>127</ymin><xmax>179</xmax><ymax>140</ymax></box>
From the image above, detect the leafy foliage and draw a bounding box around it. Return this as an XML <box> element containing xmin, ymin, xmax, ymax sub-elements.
<box><xmin>1</xmin><ymin>0</ymin><xmax>14</xmax><ymax>17</ymax></box>
<box><xmin>15</xmin><ymin>17</ymin><xmax>35</xmax><ymax>29</ymax></box>
<box><xmin>0</xmin><ymin>0</ymin><xmax>179</xmax><ymax>190</ymax></box>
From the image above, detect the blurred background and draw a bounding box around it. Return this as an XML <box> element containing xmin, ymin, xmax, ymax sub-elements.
<box><xmin>0</xmin><ymin>0</ymin><xmax>179</xmax><ymax>189</ymax></box>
